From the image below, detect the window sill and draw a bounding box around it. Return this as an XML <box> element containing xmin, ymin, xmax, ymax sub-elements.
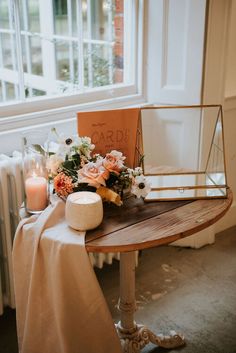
<box><xmin>0</xmin><ymin>92</ymin><xmax>146</xmax><ymax>133</ymax></box>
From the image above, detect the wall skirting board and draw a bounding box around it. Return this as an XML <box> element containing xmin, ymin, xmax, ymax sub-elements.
<box><xmin>170</xmin><ymin>226</ymin><xmax>215</xmax><ymax>249</ymax></box>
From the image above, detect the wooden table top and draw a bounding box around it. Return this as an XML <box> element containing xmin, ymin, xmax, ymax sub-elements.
<box><xmin>85</xmin><ymin>190</ymin><xmax>233</xmax><ymax>253</ymax></box>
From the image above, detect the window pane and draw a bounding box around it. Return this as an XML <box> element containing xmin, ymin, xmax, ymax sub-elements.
<box><xmin>30</xmin><ymin>36</ymin><xmax>43</xmax><ymax>75</ymax></box>
<box><xmin>5</xmin><ymin>82</ymin><xmax>16</xmax><ymax>101</ymax></box>
<box><xmin>1</xmin><ymin>33</ymin><xmax>15</xmax><ymax>69</ymax></box>
<box><xmin>21</xmin><ymin>35</ymin><xmax>28</xmax><ymax>73</ymax></box>
<box><xmin>53</xmin><ymin>0</ymin><xmax>68</xmax><ymax>35</ymax></box>
<box><xmin>55</xmin><ymin>41</ymin><xmax>70</xmax><ymax>81</ymax></box>
<box><xmin>0</xmin><ymin>81</ymin><xmax>2</xmax><ymax>102</ymax></box>
<box><xmin>81</xmin><ymin>0</ymin><xmax>88</xmax><ymax>38</ymax></box>
<box><xmin>91</xmin><ymin>44</ymin><xmax>110</xmax><ymax>87</ymax></box>
<box><xmin>28</xmin><ymin>0</ymin><xmax>40</xmax><ymax>32</ymax></box>
<box><xmin>83</xmin><ymin>43</ymin><xmax>89</xmax><ymax>86</ymax></box>
<box><xmin>72</xmin><ymin>0</ymin><xmax>78</xmax><ymax>37</ymax></box>
<box><xmin>0</xmin><ymin>0</ymin><xmax>9</xmax><ymax>29</ymax></box>
<box><xmin>73</xmin><ymin>43</ymin><xmax>79</xmax><ymax>84</ymax></box>
<box><xmin>0</xmin><ymin>0</ymin><xmax>133</xmax><ymax>106</ymax></box>
<box><xmin>84</xmin><ymin>43</ymin><xmax>112</xmax><ymax>88</ymax></box>
<box><xmin>90</xmin><ymin>0</ymin><xmax>112</xmax><ymax>42</ymax></box>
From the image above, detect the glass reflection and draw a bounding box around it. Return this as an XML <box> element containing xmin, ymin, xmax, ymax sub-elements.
<box><xmin>145</xmin><ymin>187</ymin><xmax>227</xmax><ymax>201</ymax></box>
<box><xmin>141</xmin><ymin>105</ymin><xmax>227</xmax><ymax>200</ymax></box>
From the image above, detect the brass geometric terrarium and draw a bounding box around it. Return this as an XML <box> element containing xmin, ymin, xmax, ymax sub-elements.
<box><xmin>140</xmin><ymin>105</ymin><xmax>228</xmax><ymax>201</ymax></box>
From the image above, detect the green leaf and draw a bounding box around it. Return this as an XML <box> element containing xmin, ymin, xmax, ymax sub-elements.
<box><xmin>62</xmin><ymin>160</ymin><xmax>75</xmax><ymax>170</ymax></box>
<box><xmin>32</xmin><ymin>144</ymin><xmax>46</xmax><ymax>156</ymax></box>
<box><xmin>106</xmin><ymin>173</ymin><xmax>119</xmax><ymax>187</ymax></box>
<box><xmin>71</xmin><ymin>153</ymin><xmax>81</xmax><ymax>167</ymax></box>
<box><xmin>74</xmin><ymin>184</ymin><xmax>96</xmax><ymax>193</ymax></box>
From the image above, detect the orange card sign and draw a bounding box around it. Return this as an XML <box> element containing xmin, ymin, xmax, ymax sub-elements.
<box><xmin>77</xmin><ymin>108</ymin><xmax>140</xmax><ymax>168</ymax></box>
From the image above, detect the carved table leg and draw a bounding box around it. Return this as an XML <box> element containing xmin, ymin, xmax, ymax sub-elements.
<box><xmin>116</xmin><ymin>251</ymin><xmax>185</xmax><ymax>353</ymax></box>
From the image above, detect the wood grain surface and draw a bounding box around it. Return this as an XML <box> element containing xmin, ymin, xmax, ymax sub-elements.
<box><xmin>85</xmin><ymin>190</ymin><xmax>233</xmax><ymax>253</ymax></box>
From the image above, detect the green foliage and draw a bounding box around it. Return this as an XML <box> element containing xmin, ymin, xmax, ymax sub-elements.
<box><xmin>60</xmin><ymin>47</ymin><xmax>113</xmax><ymax>93</ymax></box>
<box><xmin>105</xmin><ymin>172</ymin><xmax>119</xmax><ymax>188</ymax></box>
<box><xmin>73</xmin><ymin>184</ymin><xmax>96</xmax><ymax>193</ymax></box>
<box><xmin>61</xmin><ymin>153</ymin><xmax>81</xmax><ymax>180</ymax></box>
<box><xmin>32</xmin><ymin>144</ymin><xmax>46</xmax><ymax>156</ymax></box>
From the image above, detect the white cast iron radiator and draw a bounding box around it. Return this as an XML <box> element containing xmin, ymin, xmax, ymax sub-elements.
<box><xmin>0</xmin><ymin>152</ymin><xmax>23</xmax><ymax>315</ymax></box>
<box><xmin>0</xmin><ymin>153</ymin><xmax>122</xmax><ymax>315</ymax></box>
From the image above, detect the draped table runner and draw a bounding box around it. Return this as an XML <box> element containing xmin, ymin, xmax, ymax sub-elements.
<box><xmin>12</xmin><ymin>197</ymin><xmax>122</xmax><ymax>353</ymax></box>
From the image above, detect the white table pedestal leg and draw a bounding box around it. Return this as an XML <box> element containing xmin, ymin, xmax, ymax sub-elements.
<box><xmin>116</xmin><ymin>251</ymin><xmax>185</xmax><ymax>353</ymax></box>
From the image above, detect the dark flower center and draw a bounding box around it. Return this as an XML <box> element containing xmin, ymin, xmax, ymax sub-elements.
<box><xmin>65</xmin><ymin>138</ymin><xmax>73</xmax><ymax>145</ymax></box>
<box><xmin>138</xmin><ymin>182</ymin><xmax>145</xmax><ymax>189</ymax></box>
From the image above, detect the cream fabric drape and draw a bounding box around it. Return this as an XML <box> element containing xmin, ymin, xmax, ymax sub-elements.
<box><xmin>12</xmin><ymin>198</ymin><xmax>122</xmax><ymax>353</ymax></box>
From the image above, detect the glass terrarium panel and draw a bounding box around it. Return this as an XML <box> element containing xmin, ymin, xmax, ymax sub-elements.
<box><xmin>205</xmin><ymin>114</ymin><xmax>225</xmax><ymax>174</ymax></box>
<box><xmin>145</xmin><ymin>187</ymin><xmax>227</xmax><ymax>201</ymax></box>
<box><xmin>199</xmin><ymin>106</ymin><xmax>223</xmax><ymax>170</ymax></box>
<box><xmin>141</xmin><ymin>105</ymin><xmax>227</xmax><ymax>200</ymax></box>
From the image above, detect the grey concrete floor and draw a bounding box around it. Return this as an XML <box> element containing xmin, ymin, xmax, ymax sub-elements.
<box><xmin>95</xmin><ymin>225</ymin><xmax>236</xmax><ymax>353</ymax></box>
<box><xmin>1</xmin><ymin>226</ymin><xmax>236</xmax><ymax>353</ymax></box>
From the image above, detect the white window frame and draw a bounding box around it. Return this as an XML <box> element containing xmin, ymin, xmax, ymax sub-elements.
<box><xmin>0</xmin><ymin>0</ymin><xmax>145</xmax><ymax>132</ymax></box>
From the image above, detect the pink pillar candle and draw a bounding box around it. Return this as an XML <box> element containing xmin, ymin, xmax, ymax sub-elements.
<box><xmin>25</xmin><ymin>176</ymin><xmax>48</xmax><ymax>212</ymax></box>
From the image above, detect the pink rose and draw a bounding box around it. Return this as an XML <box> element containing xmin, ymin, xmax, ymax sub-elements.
<box><xmin>78</xmin><ymin>161</ymin><xmax>109</xmax><ymax>188</ymax></box>
<box><xmin>103</xmin><ymin>150</ymin><xmax>125</xmax><ymax>175</ymax></box>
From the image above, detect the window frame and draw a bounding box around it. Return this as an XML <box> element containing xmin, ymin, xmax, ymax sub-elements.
<box><xmin>0</xmin><ymin>0</ymin><xmax>145</xmax><ymax>130</ymax></box>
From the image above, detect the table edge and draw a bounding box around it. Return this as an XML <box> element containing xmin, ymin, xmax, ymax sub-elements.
<box><xmin>86</xmin><ymin>190</ymin><xmax>233</xmax><ymax>253</ymax></box>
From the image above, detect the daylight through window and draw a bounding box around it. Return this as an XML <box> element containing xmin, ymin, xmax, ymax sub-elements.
<box><xmin>0</xmin><ymin>0</ymin><xmax>135</xmax><ymax>105</ymax></box>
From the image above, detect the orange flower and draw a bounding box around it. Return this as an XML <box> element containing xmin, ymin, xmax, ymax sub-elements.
<box><xmin>54</xmin><ymin>172</ymin><xmax>74</xmax><ymax>197</ymax></box>
<box><xmin>103</xmin><ymin>150</ymin><xmax>125</xmax><ymax>175</ymax></box>
<box><xmin>78</xmin><ymin>161</ymin><xmax>109</xmax><ymax>188</ymax></box>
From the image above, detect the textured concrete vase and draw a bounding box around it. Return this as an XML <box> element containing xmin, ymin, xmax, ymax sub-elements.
<box><xmin>65</xmin><ymin>191</ymin><xmax>103</xmax><ymax>231</ymax></box>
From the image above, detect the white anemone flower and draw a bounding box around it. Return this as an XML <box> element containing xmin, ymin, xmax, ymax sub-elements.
<box><xmin>131</xmin><ymin>175</ymin><xmax>151</xmax><ymax>198</ymax></box>
<box><xmin>46</xmin><ymin>154</ymin><xmax>64</xmax><ymax>175</ymax></box>
<box><xmin>54</xmin><ymin>134</ymin><xmax>80</xmax><ymax>157</ymax></box>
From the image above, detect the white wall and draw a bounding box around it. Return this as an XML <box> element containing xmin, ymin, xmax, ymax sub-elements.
<box><xmin>203</xmin><ymin>0</ymin><xmax>236</xmax><ymax>232</ymax></box>
<box><xmin>225</xmin><ymin>1</ymin><xmax>236</xmax><ymax>98</ymax></box>
<box><xmin>0</xmin><ymin>118</ymin><xmax>77</xmax><ymax>156</ymax></box>
<box><xmin>217</xmin><ymin>2</ymin><xmax>236</xmax><ymax>231</ymax></box>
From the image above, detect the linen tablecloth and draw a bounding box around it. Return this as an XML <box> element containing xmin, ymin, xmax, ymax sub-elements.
<box><xmin>12</xmin><ymin>197</ymin><xmax>122</xmax><ymax>353</ymax></box>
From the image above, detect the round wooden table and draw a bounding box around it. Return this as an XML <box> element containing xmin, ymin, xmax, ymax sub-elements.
<box><xmin>85</xmin><ymin>191</ymin><xmax>233</xmax><ymax>353</ymax></box>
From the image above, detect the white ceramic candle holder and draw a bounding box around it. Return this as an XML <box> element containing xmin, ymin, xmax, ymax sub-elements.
<box><xmin>65</xmin><ymin>191</ymin><xmax>103</xmax><ymax>231</ymax></box>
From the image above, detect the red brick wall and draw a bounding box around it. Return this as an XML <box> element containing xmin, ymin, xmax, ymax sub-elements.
<box><xmin>114</xmin><ymin>0</ymin><xmax>124</xmax><ymax>83</ymax></box>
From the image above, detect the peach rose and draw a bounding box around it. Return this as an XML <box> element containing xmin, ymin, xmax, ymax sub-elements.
<box><xmin>103</xmin><ymin>150</ymin><xmax>125</xmax><ymax>175</ymax></box>
<box><xmin>77</xmin><ymin>161</ymin><xmax>109</xmax><ymax>188</ymax></box>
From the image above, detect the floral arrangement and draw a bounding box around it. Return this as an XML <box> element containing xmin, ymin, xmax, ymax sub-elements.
<box><xmin>47</xmin><ymin>129</ymin><xmax>151</xmax><ymax>206</ymax></box>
